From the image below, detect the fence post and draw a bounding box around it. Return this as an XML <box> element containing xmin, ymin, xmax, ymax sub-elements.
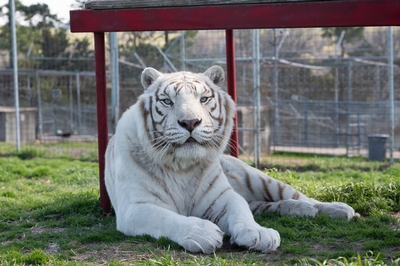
<box><xmin>225</xmin><ymin>29</ymin><xmax>239</xmax><ymax>158</ymax></box>
<box><xmin>387</xmin><ymin>26</ymin><xmax>394</xmax><ymax>164</ymax></box>
<box><xmin>69</xmin><ymin>75</ymin><xmax>74</xmax><ymax>133</ymax></box>
<box><xmin>180</xmin><ymin>31</ymin><xmax>186</xmax><ymax>71</ymax></box>
<box><xmin>94</xmin><ymin>32</ymin><xmax>111</xmax><ymax>213</ymax></box>
<box><xmin>10</xmin><ymin>0</ymin><xmax>20</xmax><ymax>151</ymax></box>
<box><xmin>76</xmin><ymin>73</ymin><xmax>82</xmax><ymax>135</ymax></box>
<box><xmin>346</xmin><ymin>59</ymin><xmax>352</xmax><ymax>156</ymax></box>
<box><xmin>36</xmin><ymin>71</ymin><xmax>43</xmax><ymax>142</ymax></box>
<box><xmin>303</xmin><ymin>101</ymin><xmax>308</xmax><ymax>145</ymax></box>
<box><xmin>252</xmin><ymin>29</ymin><xmax>261</xmax><ymax>167</ymax></box>
<box><xmin>110</xmin><ymin>32</ymin><xmax>120</xmax><ymax>132</ymax></box>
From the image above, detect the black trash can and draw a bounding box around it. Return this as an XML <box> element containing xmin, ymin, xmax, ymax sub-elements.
<box><xmin>368</xmin><ymin>134</ymin><xmax>389</xmax><ymax>161</ymax></box>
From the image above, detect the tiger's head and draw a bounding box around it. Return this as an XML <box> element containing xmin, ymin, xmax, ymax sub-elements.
<box><xmin>137</xmin><ymin>66</ymin><xmax>236</xmax><ymax>170</ymax></box>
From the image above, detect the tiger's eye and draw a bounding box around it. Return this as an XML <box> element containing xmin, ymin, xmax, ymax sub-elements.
<box><xmin>162</xmin><ymin>99</ymin><xmax>173</xmax><ymax>106</ymax></box>
<box><xmin>200</xmin><ymin>97</ymin><xmax>209</xmax><ymax>103</ymax></box>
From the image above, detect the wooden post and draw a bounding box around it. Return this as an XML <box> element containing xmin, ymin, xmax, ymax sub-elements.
<box><xmin>94</xmin><ymin>32</ymin><xmax>111</xmax><ymax>213</ymax></box>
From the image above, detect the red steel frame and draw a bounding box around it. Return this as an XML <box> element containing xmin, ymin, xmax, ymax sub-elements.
<box><xmin>70</xmin><ymin>0</ymin><xmax>400</xmax><ymax>212</ymax></box>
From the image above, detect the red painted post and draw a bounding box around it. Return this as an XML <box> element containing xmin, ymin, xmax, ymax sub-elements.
<box><xmin>94</xmin><ymin>32</ymin><xmax>111</xmax><ymax>213</ymax></box>
<box><xmin>225</xmin><ymin>29</ymin><xmax>239</xmax><ymax>158</ymax></box>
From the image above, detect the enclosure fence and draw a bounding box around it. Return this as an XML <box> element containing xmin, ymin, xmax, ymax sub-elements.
<box><xmin>0</xmin><ymin>27</ymin><xmax>399</xmax><ymax>164</ymax></box>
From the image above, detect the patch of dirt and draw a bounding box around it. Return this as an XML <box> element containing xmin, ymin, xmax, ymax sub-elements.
<box><xmin>391</xmin><ymin>212</ymin><xmax>400</xmax><ymax>231</ymax></box>
<box><xmin>45</xmin><ymin>243</ymin><xmax>60</xmax><ymax>254</ymax></box>
<box><xmin>391</xmin><ymin>212</ymin><xmax>400</xmax><ymax>222</ymax></box>
<box><xmin>68</xmin><ymin>238</ymin><xmax>283</xmax><ymax>265</ymax></box>
<box><xmin>48</xmin><ymin>235</ymin><xmax>400</xmax><ymax>265</ymax></box>
<box><xmin>70</xmin><ymin>242</ymin><xmax>157</xmax><ymax>265</ymax></box>
<box><xmin>30</xmin><ymin>225</ymin><xmax>65</xmax><ymax>235</ymax></box>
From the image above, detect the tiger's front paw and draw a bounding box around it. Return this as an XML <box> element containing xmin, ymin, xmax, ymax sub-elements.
<box><xmin>314</xmin><ymin>202</ymin><xmax>359</xmax><ymax>220</ymax></box>
<box><xmin>230</xmin><ymin>224</ymin><xmax>280</xmax><ymax>253</ymax></box>
<box><xmin>179</xmin><ymin>218</ymin><xmax>224</xmax><ymax>254</ymax></box>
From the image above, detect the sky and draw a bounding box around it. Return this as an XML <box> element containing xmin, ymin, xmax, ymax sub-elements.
<box><xmin>0</xmin><ymin>0</ymin><xmax>77</xmax><ymax>24</ymax></box>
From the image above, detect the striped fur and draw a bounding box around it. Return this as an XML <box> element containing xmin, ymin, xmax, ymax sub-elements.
<box><xmin>105</xmin><ymin>66</ymin><xmax>357</xmax><ymax>254</ymax></box>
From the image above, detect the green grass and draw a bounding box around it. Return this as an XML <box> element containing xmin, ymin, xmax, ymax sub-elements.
<box><xmin>0</xmin><ymin>148</ymin><xmax>399</xmax><ymax>265</ymax></box>
<box><xmin>0</xmin><ymin>141</ymin><xmax>98</xmax><ymax>162</ymax></box>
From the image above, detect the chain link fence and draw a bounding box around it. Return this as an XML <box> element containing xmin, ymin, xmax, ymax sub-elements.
<box><xmin>0</xmin><ymin>27</ymin><xmax>399</xmax><ymax>164</ymax></box>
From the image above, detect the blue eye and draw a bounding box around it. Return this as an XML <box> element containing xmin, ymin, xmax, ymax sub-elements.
<box><xmin>161</xmin><ymin>99</ymin><xmax>173</xmax><ymax>106</ymax></box>
<box><xmin>200</xmin><ymin>97</ymin><xmax>209</xmax><ymax>103</ymax></box>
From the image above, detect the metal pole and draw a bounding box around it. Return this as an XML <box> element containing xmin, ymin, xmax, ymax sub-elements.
<box><xmin>76</xmin><ymin>73</ymin><xmax>82</xmax><ymax>135</ymax></box>
<box><xmin>304</xmin><ymin>101</ymin><xmax>308</xmax><ymax>144</ymax></box>
<box><xmin>94</xmin><ymin>32</ymin><xmax>111</xmax><ymax>213</ymax></box>
<box><xmin>36</xmin><ymin>71</ymin><xmax>43</xmax><ymax>142</ymax></box>
<box><xmin>10</xmin><ymin>0</ymin><xmax>20</xmax><ymax>151</ymax></box>
<box><xmin>180</xmin><ymin>31</ymin><xmax>186</xmax><ymax>71</ymax></box>
<box><xmin>69</xmin><ymin>75</ymin><xmax>74</xmax><ymax>133</ymax></box>
<box><xmin>252</xmin><ymin>29</ymin><xmax>261</xmax><ymax>167</ymax></box>
<box><xmin>334</xmin><ymin>31</ymin><xmax>345</xmax><ymax>147</ymax></box>
<box><xmin>225</xmin><ymin>29</ymin><xmax>239</xmax><ymax>158</ymax></box>
<box><xmin>387</xmin><ymin>26</ymin><xmax>394</xmax><ymax>164</ymax></box>
<box><xmin>145</xmin><ymin>32</ymin><xmax>177</xmax><ymax>72</ymax></box>
<box><xmin>273</xmin><ymin>30</ymin><xmax>278</xmax><ymax>148</ymax></box>
<box><xmin>346</xmin><ymin>59</ymin><xmax>352</xmax><ymax>156</ymax></box>
<box><xmin>110</xmin><ymin>32</ymin><xmax>120</xmax><ymax>131</ymax></box>
<box><xmin>272</xmin><ymin>29</ymin><xmax>288</xmax><ymax>149</ymax></box>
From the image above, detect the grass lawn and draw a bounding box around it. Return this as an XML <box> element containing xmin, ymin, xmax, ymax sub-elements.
<box><xmin>0</xmin><ymin>146</ymin><xmax>399</xmax><ymax>265</ymax></box>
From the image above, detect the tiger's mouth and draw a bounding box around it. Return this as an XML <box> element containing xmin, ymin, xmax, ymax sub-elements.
<box><xmin>185</xmin><ymin>137</ymin><xmax>198</xmax><ymax>143</ymax></box>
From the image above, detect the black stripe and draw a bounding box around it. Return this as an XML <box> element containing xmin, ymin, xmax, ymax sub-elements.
<box><xmin>201</xmin><ymin>187</ymin><xmax>232</xmax><ymax>219</ymax></box>
<box><xmin>278</xmin><ymin>183</ymin><xmax>285</xmax><ymax>200</ymax></box>
<box><xmin>212</xmin><ymin>204</ymin><xmax>228</xmax><ymax>225</ymax></box>
<box><xmin>261</xmin><ymin>178</ymin><xmax>273</xmax><ymax>202</ymax></box>
<box><xmin>245</xmin><ymin>172</ymin><xmax>255</xmax><ymax>195</ymax></box>
<box><xmin>139</xmin><ymin>100</ymin><xmax>153</xmax><ymax>144</ymax></box>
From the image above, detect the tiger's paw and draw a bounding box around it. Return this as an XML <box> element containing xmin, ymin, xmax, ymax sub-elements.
<box><xmin>230</xmin><ymin>224</ymin><xmax>280</xmax><ymax>253</ymax></box>
<box><xmin>314</xmin><ymin>202</ymin><xmax>359</xmax><ymax>220</ymax></box>
<box><xmin>179</xmin><ymin>218</ymin><xmax>224</xmax><ymax>254</ymax></box>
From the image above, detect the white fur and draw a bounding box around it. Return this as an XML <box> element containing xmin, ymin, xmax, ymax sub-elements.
<box><xmin>105</xmin><ymin>66</ymin><xmax>357</xmax><ymax>254</ymax></box>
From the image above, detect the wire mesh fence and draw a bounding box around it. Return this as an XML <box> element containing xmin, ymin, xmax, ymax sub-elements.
<box><xmin>0</xmin><ymin>27</ymin><xmax>399</xmax><ymax>165</ymax></box>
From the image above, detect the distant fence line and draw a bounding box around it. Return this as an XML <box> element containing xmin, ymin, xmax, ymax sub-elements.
<box><xmin>0</xmin><ymin>26</ymin><xmax>399</xmax><ymax>162</ymax></box>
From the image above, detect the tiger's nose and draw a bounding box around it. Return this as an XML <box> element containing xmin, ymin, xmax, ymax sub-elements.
<box><xmin>178</xmin><ymin>119</ymin><xmax>202</xmax><ymax>133</ymax></box>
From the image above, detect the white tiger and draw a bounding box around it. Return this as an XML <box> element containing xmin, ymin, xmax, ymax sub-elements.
<box><xmin>105</xmin><ymin>66</ymin><xmax>358</xmax><ymax>254</ymax></box>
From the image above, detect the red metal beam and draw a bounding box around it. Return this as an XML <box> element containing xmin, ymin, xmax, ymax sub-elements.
<box><xmin>70</xmin><ymin>0</ymin><xmax>400</xmax><ymax>33</ymax></box>
<box><xmin>70</xmin><ymin>0</ymin><xmax>400</xmax><ymax>213</ymax></box>
<box><xmin>225</xmin><ymin>30</ymin><xmax>239</xmax><ymax>158</ymax></box>
<box><xmin>94</xmin><ymin>32</ymin><xmax>111</xmax><ymax>213</ymax></box>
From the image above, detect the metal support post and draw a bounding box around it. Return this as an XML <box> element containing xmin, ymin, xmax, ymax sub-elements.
<box><xmin>387</xmin><ymin>26</ymin><xmax>394</xmax><ymax>164</ymax></box>
<box><xmin>252</xmin><ymin>29</ymin><xmax>261</xmax><ymax>167</ymax></box>
<box><xmin>10</xmin><ymin>0</ymin><xmax>20</xmax><ymax>151</ymax></box>
<box><xmin>36</xmin><ymin>71</ymin><xmax>43</xmax><ymax>142</ymax></box>
<box><xmin>225</xmin><ymin>29</ymin><xmax>239</xmax><ymax>158</ymax></box>
<box><xmin>69</xmin><ymin>75</ymin><xmax>74</xmax><ymax>133</ymax></box>
<box><xmin>180</xmin><ymin>31</ymin><xmax>186</xmax><ymax>71</ymax></box>
<box><xmin>346</xmin><ymin>59</ymin><xmax>352</xmax><ymax>156</ymax></box>
<box><xmin>272</xmin><ymin>29</ymin><xmax>287</xmax><ymax>148</ymax></box>
<box><xmin>76</xmin><ymin>73</ymin><xmax>82</xmax><ymax>135</ymax></box>
<box><xmin>334</xmin><ymin>31</ymin><xmax>345</xmax><ymax>147</ymax></box>
<box><xmin>94</xmin><ymin>32</ymin><xmax>111</xmax><ymax>213</ymax></box>
<box><xmin>110</xmin><ymin>32</ymin><xmax>120</xmax><ymax>131</ymax></box>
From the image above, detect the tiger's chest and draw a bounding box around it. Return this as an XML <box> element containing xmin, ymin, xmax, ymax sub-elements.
<box><xmin>148</xmin><ymin>162</ymin><xmax>228</xmax><ymax>216</ymax></box>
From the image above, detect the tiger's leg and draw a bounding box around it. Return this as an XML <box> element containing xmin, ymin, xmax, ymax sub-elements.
<box><xmin>249</xmin><ymin>199</ymin><xmax>318</xmax><ymax>217</ymax></box>
<box><xmin>220</xmin><ymin>155</ymin><xmax>357</xmax><ymax>220</ymax></box>
<box><xmin>116</xmin><ymin>202</ymin><xmax>224</xmax><ymax>254</ymax></box>
<box><xmin>192</xmin><ymin>177</ymin><xmax>281</xmax><ymax>253</ymax></box>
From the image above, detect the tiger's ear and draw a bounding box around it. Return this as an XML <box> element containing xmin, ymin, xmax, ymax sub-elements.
<box><xmin>141</xmin><ymin>67</ymin><xmax>163</xmax><ymax>89</ymax></box>
<box><xmin>204</xmin><ymin>65</ymin><xmax>225</xmax><ymax>86</ymax></box>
